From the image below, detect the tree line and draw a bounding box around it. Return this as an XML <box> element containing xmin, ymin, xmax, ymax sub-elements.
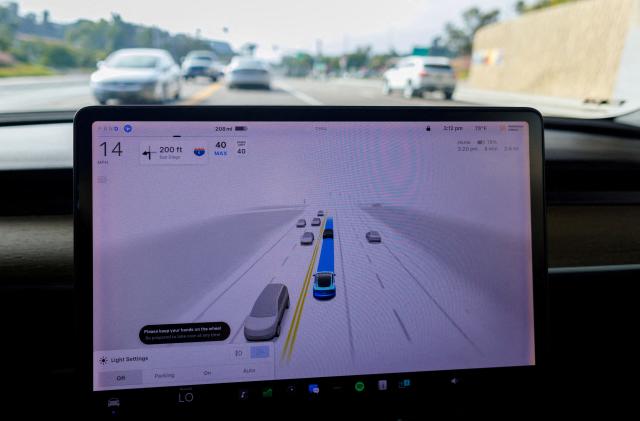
<box><xmin>0</xmin><ymin>2</ymin><xmax>221</xmax><ymax>69</ymax></box>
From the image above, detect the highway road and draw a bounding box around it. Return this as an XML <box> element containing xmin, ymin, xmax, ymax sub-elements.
<box><xmin>0</xmin><ymin>74</ymin><xmax>464</xmax><ymax>112</ymax></box>
<box><xmin>176</xmin><ymin>206</ymin><xmax>532</xmax><ymax>381</ymax></box>
<box><xmin>96</xmin><ymin>204</ymin><xmax>532</xmax><ymax>381</ymax></box>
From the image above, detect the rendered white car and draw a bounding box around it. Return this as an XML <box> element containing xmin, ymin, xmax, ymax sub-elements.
<box><xmin>382</xmin><ymin>56</ymin><xmax>456</xmax><ymax>99</ymax></box>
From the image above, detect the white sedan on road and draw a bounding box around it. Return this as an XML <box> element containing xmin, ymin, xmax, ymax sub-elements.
<box><xmin>225</xmin><ymin>57</ymin><xmax>271</xmax><ymax>89</ymax></box>
<box><xmin>90</xmin><ymin>48</ymin><xmax>181</xmax><ymax>104</ymax></box>
<box><xmin>382</xmin><ymin>56</ymin><xmax>456</xmax><ymax>99</ymax></box>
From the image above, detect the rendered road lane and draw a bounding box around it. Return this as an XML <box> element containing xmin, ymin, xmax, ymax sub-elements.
<box><xmin>331</xmin><ymin>206</ymin><xmax>485</xmax><ymax>376</ymax></box>
<box><xmin>357</xmin><ymin>205</ymin><xmax>532</xmax><ymax>367</ymax></box>
<box><xmin>171</xmin><ymin>202</ymin><xmax>528</xmax><ymax>378</ymax></box>
<box><xmin>95</xmin><ymin>206</ymin><xmax>305</xmax><ymax>350</ymax></box>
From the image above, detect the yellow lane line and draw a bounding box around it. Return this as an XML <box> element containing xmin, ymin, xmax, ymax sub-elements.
<box><xmin>286</xmin><ymin>239</ymin><xmax>321</xmax><ymax>361</ymax></box>
<box><xmin>281</xmin><ymin>224</ymin><xmax>321</xmax><ymax>362</ymax></box>
<box><xmin>284</xmin><ymin>218</ymin><xmax>326</xmax><ymax>362</ymax></box>
<box><xmin>180</xmin><ymin>82</ymin><xmax>221</xmax><ymax>105</ymax></box>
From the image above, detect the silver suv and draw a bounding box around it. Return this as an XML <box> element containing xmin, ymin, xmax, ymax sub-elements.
<box><xmin>382</xmin><ymin>56</ymin><xmax>456</xmax><ymax>99</ymax></box>
<box><xmin>244</xmin><ymin>283</ymin><xmax>290</xmax><ymax>341</ymax></box>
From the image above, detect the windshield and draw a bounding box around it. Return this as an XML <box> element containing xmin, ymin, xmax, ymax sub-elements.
<box><xmin>107</xmin><ymin>55</ymin><xmax>159</xmax><ymax>69</ymax></box>
<box><xmin>250</xmin><ymin>288</ymin><xmax>278</xmax><ymax>317</ymax></box>
<box><xmin>317</xmin><ymin>275</ymin><xmax>332</xmax><ymax>288</ymax></box>
<box><xmin>425</xmin><ymin>64</ymin><xmax>452</xmax><ymax>71</ymax></box>
<box><xmin>0</xmin><ymin>0</ymin><xmax>638</xmax><ymax>121</ymax></box>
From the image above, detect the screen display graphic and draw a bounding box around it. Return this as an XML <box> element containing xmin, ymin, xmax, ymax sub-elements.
<box><xmin>91</xmin><ymin>121</ymin><xmax>534</xmax><ymax>391</ymax></box>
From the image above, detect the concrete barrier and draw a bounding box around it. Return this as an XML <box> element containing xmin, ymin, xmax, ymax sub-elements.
<box><xmin>456</xmin><ymin>0</ymin><xmax>640</xmax><ymax>118</ymax></box>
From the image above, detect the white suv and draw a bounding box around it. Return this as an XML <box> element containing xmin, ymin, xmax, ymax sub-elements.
<box><xmin>382</xmin><ymin>56</ymin><xmax>456</xmax><ymax>99</ymax></box>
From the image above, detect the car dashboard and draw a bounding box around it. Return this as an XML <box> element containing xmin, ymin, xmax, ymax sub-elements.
<box><xmin>0</xmin><ymin>115</ymin><xmax>638</xmax><ymax>416</ymax></box>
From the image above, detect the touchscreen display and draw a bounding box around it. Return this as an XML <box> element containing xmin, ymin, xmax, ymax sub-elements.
<box><xmin>91</xmin><ymin>121</ymin><xmax>534</xmax><ymax>391</ymax></box>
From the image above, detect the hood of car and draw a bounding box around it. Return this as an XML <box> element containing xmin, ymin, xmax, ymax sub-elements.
<box><xmin>91</xmin><ymin>67</ymin><xmax>160</xmax><ymax>84</ymax></box>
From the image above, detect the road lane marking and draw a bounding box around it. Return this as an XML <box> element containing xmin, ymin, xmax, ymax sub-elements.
<box><xmin>366</xmin><ymin>254</ymin><xmax>372</xmax><ymax>264</ymax></box>
<box><xmin>193</xmin><ymin>225</ymin><xmax>295</xmax><ymax>321</ymax></box>
<box><xmin>180</xmin><ymin>82</ymin><xmax>221</xmax><ymax>105</ymax></box>
<box><xmin>286</xmin><ymin>226</ymin><xmax>322</xmax><ymax>361</ymax></box>
<box><xmin>274</xmin><ymin>81</ymin><xmax>324</xmax><ymax>105</ymax></box>
<box><xmin>282</xmin><ymin>256</ymin><xmax>289</xmax><ymax>266</ymax></box>
<box><xmin>382</xmin><ymin>243</ymin><xmax>482</xmax><ymax>355</ymax></box>
<box><xmin>375</xmin><ymin>273</ymin><xmax>385</xmax><ymax>289</ymax></box>
<box><xmin>393</xmin><ymin>309</ymin><xmax>412</xmax><ymax>343</ymax></box>
<box><xmin>281</xmin><ymin>218</ymin><xmax>325</xmax><ymax>362</ymax></box>
<box><xmin>335</xmin><ymin>211</ymin><xmax>356</xmax><ymax>362</ymax></box>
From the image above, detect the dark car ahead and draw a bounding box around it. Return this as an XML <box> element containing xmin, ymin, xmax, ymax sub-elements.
<box><xmin>181</xmin><ymin>50</ymin><xmax>224</xmax><ymax>81</ymax></box>
<box><xmin>366</xmin><ymin>231</ymin><xmax>382</xmax><ymax>243</ymax></box>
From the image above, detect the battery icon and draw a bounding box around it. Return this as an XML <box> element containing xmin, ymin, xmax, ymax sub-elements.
<box><xmin>235</xmin><ymin>126</ymin><xmax>248</xmax><ymax>131</ymax></box>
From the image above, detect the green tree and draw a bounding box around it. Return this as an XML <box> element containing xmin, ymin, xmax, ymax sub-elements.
<box><xmin>282</xmin><ymin>52</ymin><xmax>314</xmax><ymax>76</ymax></box>
<box><xmin>369</xmin><ymin>50</ymin><xmax>399</xmax><ymax>71</ymax></box>
<box><xmin>40</xmin><ymin>44</ymin><xmax>77</xmax><ymax>68</ymax></box>
<box><xmin>515</xmin><ymin>0</ymin><xmax>580</xmax><ymax>14</ymax></box>
<box><xmin>345</xmin><ymin>46</ymin><xmax>371</xmax><ymax>69</ymax></box>
<box><xmin>0</xmin><ymin>4</ymin><xmax>19</xmax><ymax>51</ymax></box>
<box><xmin>444</xmin><ymin>7</ymin><xmax>500</xmax><ymax>56</ymax></box>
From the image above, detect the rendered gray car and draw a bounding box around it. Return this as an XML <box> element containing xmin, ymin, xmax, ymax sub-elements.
<box><xmin>301</xmin><ymin>231</ymin><xmax>314</xmax><ymax>245</ymax></box>
<box><xmin>296</xmin><ymin>219</ymin><xmax>306</xmax><ymax>228</ymax></box>
<box><xmin>366</xmin><ymin>230</ymin><xmax>382</xmax><ymax>243</ymax></box>
<box><xmin>317</xmin><ymin>210</ymin><xmax>324</xmax><ymax>217</ymax></box>
<box><xmin>311</xmin><ymin>217</ymin><xmax>321</xmax><ymax>226</ymax></box>
<box><xmin>244</xmin><ymin>283</ymin><xmax>290</xmax><ymax>341</ymax></box>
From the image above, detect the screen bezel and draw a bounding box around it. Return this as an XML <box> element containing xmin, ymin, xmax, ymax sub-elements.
<box><xmin>74</xmin><ymin>106</ymin><xmax>547</xmax><ymax>413</ymax></box>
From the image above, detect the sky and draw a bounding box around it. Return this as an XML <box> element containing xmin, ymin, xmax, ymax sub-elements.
<box><xmin>11</xmin><ymin>0</ymin><xmax>516</xmax><ymax>58</ymax></box>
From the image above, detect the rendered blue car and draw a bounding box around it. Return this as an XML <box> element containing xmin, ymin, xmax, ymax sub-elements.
<box><xmin>313</xmin><ymin>272</ymin><xmax>336</xmax><ymax>299</ymax></box>
<box><xmin>313</xmin><ymin>233</ymin><xmax>336</xmax><ymax>299</ymax></box>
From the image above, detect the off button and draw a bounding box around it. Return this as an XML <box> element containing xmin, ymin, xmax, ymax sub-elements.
<box><xmin>98</xmin><ymin>370</ymin><xmax>143</xmax><ymax>387</ymax></box>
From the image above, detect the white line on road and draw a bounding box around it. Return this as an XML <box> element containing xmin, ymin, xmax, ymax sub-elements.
<box><xmin>382</xmin><ymin>242</ymin><xmax>483</xmax><ymax>355</ymax></box>
<box><xmin>335</xmin><ymin>211</ymin><xmax>356</xmax><ymax>363</ymax></box>
<box><xmin>393</xmin><ymin>309</ymin><xmax>412</xmax><ymax>343</ymax></box>
<box><xmin>274</xmin><ymin>81</ymin><xmax>324</xmax><ymax>105</ymax></box>
<box><xmin>193</xmin><ymin>224</ymin><xmax>296</xmax><ymax>321</ymax></box>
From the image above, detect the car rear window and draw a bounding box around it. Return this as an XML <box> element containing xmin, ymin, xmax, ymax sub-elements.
<box><xmin>317</xmin><ymin>275</ymin><xmax>332</xmax><ymax>288</ymax></box>
<box><xmin>109</xmin><ymin>55</ymin><xmax>159</xmax><ymax>68</ymax></box>
<box><xmin>424</xmin><ymin>64</ymin><xmax>452</xmax><ymax>71</ymax></box>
